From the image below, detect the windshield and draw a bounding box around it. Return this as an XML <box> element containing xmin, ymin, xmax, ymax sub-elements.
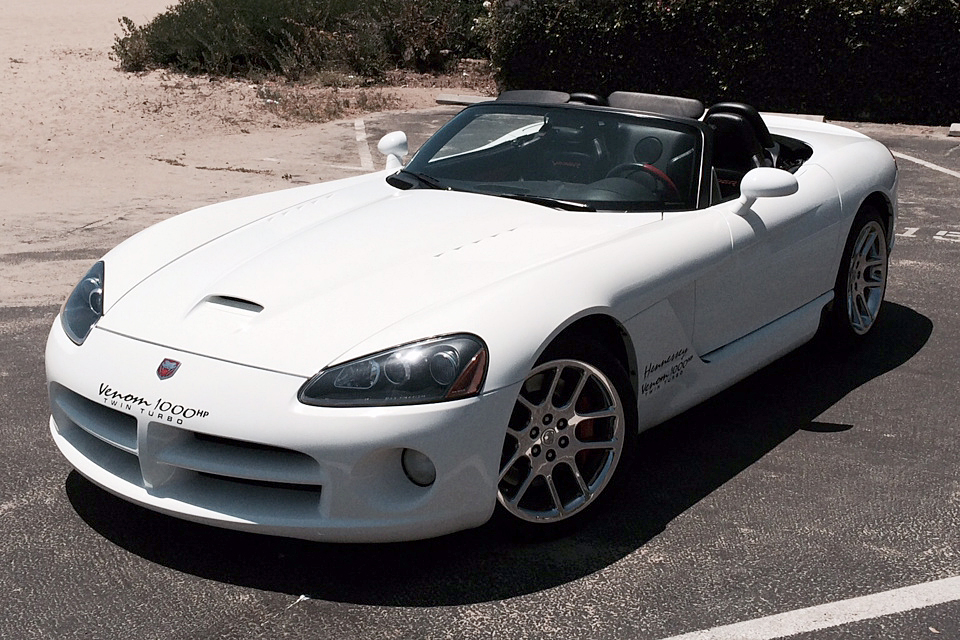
<box><xmin>400</xmin><ymin>103</ymin><xmax>704</xmax><ymax>211</ymax></box>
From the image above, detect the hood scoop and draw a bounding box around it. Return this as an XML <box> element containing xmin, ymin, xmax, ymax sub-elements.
<box><xmin>181</xmin><ymin>294</ymin><xmax>265</xmax><ymax>338</ymax></box>
<box><xmin>205</xmin><ymin>295</ymin><xmax>264</xmax><ymax>314</ymax></box>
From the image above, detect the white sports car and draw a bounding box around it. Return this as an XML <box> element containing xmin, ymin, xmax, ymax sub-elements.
<box><xmin>47</xmin><ymin>90</ymin><xmax>897</xmax><ymax>542</ymax></box>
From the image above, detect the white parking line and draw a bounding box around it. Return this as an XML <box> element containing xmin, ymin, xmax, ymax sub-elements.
<box><xmin>658</xmin><ymin>576</ymin><xmax>960</xmax><ymax>640</ymax></box>
<box><xmin>893</xmin><ymin>151</ymin><xmax>960</xmax><ymax>180</ymax></box>
<box><xmin>317</xmin><ymin>163</ymin><xmax>367</xmax><ymax>172</ymax></box>
<box><xmin>354</xmin><ymin>119</ymin><xmax>375</xmax><ymax>171</ymax></box>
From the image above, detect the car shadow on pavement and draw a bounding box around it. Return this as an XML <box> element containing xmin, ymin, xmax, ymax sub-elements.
<box><xmin>67</xmin><ymin>301</ymin><xmax>932</xmax><ymax>606</ymax></box>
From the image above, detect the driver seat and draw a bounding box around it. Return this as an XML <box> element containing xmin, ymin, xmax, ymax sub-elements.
<box><xmin>539</xmin><ymin>111</ymin><xmax>609</xmax><ymax>183</ymax></box>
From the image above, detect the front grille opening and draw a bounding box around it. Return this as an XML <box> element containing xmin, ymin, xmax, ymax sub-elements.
<box><xmin>153</xmin><ymin>426</ymin><xmax>323</xmax><ymax>488</ymax></box>
<box><xmin>193</xmin><ymin>432</ymin><xmax>295</xmax><ymax>455</ymax></box>
<box><xmin>54</xmin><ymin>418</ymin><xmax>143</xmax><ymax>486</ymax></box>
<box><xmin>50</xmin><ymin>383</ymin><xmax>138</xmax><ymax>454</ymax></box>
<box><xmin>177</xmin><ymin>471</ymin><xmax>323</xmax><ymax>523</ymax></box>
<box><xmin>197</xmin><ymin>471</ymin><xmax>323</xmax><ymax>495</ymax></box>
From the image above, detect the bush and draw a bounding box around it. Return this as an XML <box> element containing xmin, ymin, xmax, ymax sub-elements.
<box><xmin>112</xmin><ymin>0</ymin><xmax>488</xmax><ymax>78</ymax></box>
<box><xmin>485</xmin><ymin>0</ymin><xmax>960</xmax><ymax>125</ymax></box>
<box><xmin>384</xmin><ymin>0</ymin><xmax>487</xmax><ymax>71</ymax></box>
<box><xmin>112</xmin><ymin>0</ymin><xmax>958</xmax><ymax>123</ymax></box>
<box><xmin>114</xmin><ymin>0</ymin><xmax>332</xmax><ymax>77</ymax></box>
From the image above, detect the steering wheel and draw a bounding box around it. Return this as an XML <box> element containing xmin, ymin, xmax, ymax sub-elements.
<box><xmin>605</xmin><ymin>163</ymin><xmax>679</xmax><ymax>197</ymax></box>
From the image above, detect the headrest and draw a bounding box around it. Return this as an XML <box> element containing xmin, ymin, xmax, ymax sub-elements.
<box><xmin>706</xmin><ymin>112</ymin><xmax>766</xmax><ymax>166</ymax></box>
<box><xmin>706</xmin><ymin>112</ymin><xmax>756</xmax><ymax>142</ymax></box>
<box><xmin>705</xmin><ymin>102</ymin><xmax>774</xmax><ymax>149</ymax></box>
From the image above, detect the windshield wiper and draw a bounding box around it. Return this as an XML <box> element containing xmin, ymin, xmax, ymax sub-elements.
<box><xmin>496</xmin><ymin>193</ymin><xmax>596</xmax><ymax>212</ymax></box>
<box><xmin>386</xmin><ymin>169</ymin><xmax>447</xmax><ymax>190</ymax></box>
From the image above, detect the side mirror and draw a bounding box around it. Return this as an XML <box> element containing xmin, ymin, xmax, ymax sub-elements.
<box><xmin>378</xmin><ymin>131</ymin><xmax>408</xmax><ymax>171</ymax></box>
<box><xmin>738</xmin><ymin>167</ymin><xmax>798</xmax><ymax>209</ymax></box>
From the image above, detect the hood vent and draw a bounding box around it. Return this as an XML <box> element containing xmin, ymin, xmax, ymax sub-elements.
<box><xmin>205</xmin><ymin>295</ymin><xmax>264</xmax><ymax>314</ymax></box>
<box><xmin>433</xmin><ymin>227</ymin><xmax>520</xmax><ymax>258</ymax></box>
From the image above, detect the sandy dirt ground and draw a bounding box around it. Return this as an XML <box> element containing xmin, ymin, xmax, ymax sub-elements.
<box><xmin>0</xmin><ymin>0</ymin><xmax>476</xmax><ymax>308</ymax></box>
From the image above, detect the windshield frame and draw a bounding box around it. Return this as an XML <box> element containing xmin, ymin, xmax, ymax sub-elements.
<box><xmin>400</xmin><ymin>102</ymin><xmax>709</xmax><ymax>212</ymax></box>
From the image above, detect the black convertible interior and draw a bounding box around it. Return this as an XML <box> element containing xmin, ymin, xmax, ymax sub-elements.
<box><xmin>390</xmin><ymin>90</ymin><xmax>812</xmax><ymax>211</ymax></box>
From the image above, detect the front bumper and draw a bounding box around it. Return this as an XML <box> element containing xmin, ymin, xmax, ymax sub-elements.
<box><xmin>46</xmin><ymin>322</ymin><xmax>517</xmax><ymax>542</ymax></box>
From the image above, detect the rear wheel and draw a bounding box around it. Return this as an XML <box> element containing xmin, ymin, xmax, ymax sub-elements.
<box><xmin>496</xmin><ymin>340</ymin><xmax>636</xmax><ymax>532</ymax></box>
<box><xmin>830</xmin><ymin>207</ymin><xmax>889</xmax><ymax>340</ymax></box>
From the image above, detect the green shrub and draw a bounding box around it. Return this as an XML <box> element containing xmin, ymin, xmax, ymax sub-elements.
<box><xmin>485</xmin><ymin>0</ymin><xmax>960</xmax><ymax>124</ymax></box>
<box><xmin>112</xmin><ymin>0</ymin><xmax>958</xmax><ymax>123</ymax></box>
<box><xmin>112</xmin><ymin>0</ymin><xmax>488</xmax><ymax>78</ymax></box>
<box><xmin>384</xmin><ymin>0</ymin><xmax>487</xmax><ymax>71</ymax></box>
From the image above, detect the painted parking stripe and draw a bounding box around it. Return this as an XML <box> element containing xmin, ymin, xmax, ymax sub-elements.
<box><xmin>318</xmin><ymin>163</ymin><xmax>367</xmax><ymax>172</ymax></box>
<box><xmin>354</xmin><ymin>119</ymin><xmax>375</xmax><ymax>171</ymax></box>
<box><xmin>893</xmin><ymin>151</ymin><xmax>960</xmax><ymax>180</ymax></box>
<box><xmin>658</xmin><ymin>576</ymin><xmax>960</xmax><ymax>640</ymax></box>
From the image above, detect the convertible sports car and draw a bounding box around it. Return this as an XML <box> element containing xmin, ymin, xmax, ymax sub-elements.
<box><xmin>47</xmin><ymin>90</ymin><xmax>897</xmax><ymax>542</ymax></box>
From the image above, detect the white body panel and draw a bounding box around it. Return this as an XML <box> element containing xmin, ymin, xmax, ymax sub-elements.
<box><xmin>48</xmin><ymin>325</ymin><xmax>516</xmax><ymax>542</ymax></box>
<box><xmin>46</xmin><ymin>109</ymin><xmax>898</xmax><ymax>541</ymax></box>
<box><xmin>688</xmin><ymin>163</ymin><xmax>842</xmax><ymax>354</ymax></box>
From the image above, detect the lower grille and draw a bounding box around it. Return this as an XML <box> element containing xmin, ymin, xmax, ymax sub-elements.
<box><xmin>153</xmin><ymin>427</ymin><xmax>323</xmax><ymax>487</ymax></box>
<box><xmin>51</xmin><ymin>384</ymin><xmax>325</xmax><ymax>522</ymax></box>
<box><xmin>51</xmin><ymin>383</ymin><xmax>138</xmax><ymax>453</ymax></box>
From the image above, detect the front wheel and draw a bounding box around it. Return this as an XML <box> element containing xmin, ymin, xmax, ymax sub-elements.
<box><xmin>829</xmin><ymin>207</ymin><xmax>889</xmax><ymax>341</ymax></box>
<box><xmin>496</xmin><ymin>341</ymin><xmax>636</xmax><ymax>532</ymax></box>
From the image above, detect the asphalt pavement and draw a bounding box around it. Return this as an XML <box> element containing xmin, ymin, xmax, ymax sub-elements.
<box><xmin>1</xmin><ymin>110</ymin><xmax>958</xmax><ymax>640</ymax></box>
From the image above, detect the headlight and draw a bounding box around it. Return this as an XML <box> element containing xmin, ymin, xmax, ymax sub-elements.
<box><xmin>61</xmin><ymin>261</ymin><xmax>104</xmax><ymax>345</ymax></box>
<box><xmin>298</xmin><ymin>334</ymin><xmax>488</xmax><ymax>407</ymax></box>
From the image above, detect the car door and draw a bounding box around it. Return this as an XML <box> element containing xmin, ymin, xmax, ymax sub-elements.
<box><xmin>682</xmin><ymin>164</ymin><xmax>843</xmax><ymax>356</ymax></box>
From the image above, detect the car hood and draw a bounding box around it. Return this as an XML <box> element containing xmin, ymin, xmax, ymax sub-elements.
<box><xmin>99</xmin><ymin>182</ymin><xmax>656</xmax><ymax>376</ymax></box>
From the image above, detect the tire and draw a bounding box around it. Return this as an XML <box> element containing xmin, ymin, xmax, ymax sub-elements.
<box><xmin>495</xmin><ymin>339</ymin><xmax>637</xmax><ymax>534</ymax></box>
<box><xmin>829</xmin><ymin>206</ymin><xmax>889</xmax><ymax>341</ymax></box>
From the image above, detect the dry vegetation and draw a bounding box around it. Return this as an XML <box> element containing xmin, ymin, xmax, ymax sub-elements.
<box><xmin>250</xmin><ymin>60</ymin><xmax>496</xmax><ymax>123</ymax></box>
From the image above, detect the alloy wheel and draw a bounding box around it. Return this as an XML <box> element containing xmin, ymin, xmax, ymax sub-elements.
<box><xmin>497</xmin><ymin>359</ymin><xmax>625</xmax><ymax>523</ymax></box>
<box><xmin>846</xmin><ymin>220</ymin><xmax>888</xmax><ymax>335</ymax></box>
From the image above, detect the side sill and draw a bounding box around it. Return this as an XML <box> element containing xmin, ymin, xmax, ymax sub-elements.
<box><xmin>701</xmin><ymin>291</ymin><xmax>833</xmax><ymax>365</ymax></box>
